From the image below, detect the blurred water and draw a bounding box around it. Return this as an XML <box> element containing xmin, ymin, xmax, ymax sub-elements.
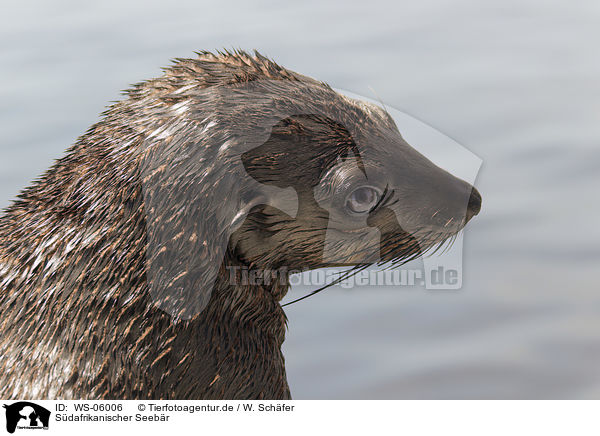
<box><xmin>1</xmin><ymin>0</ymin><xmax>599</xmax><ymax>398</ymax></box>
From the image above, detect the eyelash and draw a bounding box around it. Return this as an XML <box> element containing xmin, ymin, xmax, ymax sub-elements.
<box><xmin>370</xmin><ymin>185</ymin><xmax>394</xmax><ymax>212</ymax></box>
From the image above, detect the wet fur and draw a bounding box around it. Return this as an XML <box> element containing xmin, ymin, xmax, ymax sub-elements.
<box><xmin>0</xmin><ymin>50</ymin><xmax>479</xmax><ymax>399</ymax></box>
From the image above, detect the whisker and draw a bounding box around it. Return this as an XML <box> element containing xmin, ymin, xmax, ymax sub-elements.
<box><xmin>281</xmin><ymin>264</ymin><xmax>369</xmax><ymax>307</ymax></box>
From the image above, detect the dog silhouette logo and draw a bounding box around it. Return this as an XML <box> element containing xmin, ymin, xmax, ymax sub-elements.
<box><xmin>2</xmin><ymin>402</ymin><xmax>50</xmax><ymax>433</ymax></box>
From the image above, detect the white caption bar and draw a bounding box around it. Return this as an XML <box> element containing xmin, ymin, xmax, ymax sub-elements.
<box><xmin>0</xmin><ymin>400</ymin><xmax>596</xmax><ymax>436</ymax></box>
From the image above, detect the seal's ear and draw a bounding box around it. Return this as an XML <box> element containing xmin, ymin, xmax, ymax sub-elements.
<box><xmin>138</xmin><ymin>124</ymin><xmax>251</xmax><ymax>321</ymax></box>
<box><xmin>138</xmin><ymin>112</ymin><xmax>301</xmax><ymax>321</ymax></box>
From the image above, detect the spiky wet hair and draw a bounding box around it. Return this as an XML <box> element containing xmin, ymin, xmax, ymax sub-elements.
<box><xmin>128</xmin><ymin>49</ymin><xmax>308</xmax><ymax>101</ymax></box>
<box><xmin>0</xmin><ymin>50</ymin><xmax>396</xmax><ymax>323</ymax></box>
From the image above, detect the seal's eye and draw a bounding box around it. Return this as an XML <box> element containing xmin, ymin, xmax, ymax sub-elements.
<box><xmin>345</xmin><ymin>186</ymin><xmax>381</xmax><ymax>214</ymax></box>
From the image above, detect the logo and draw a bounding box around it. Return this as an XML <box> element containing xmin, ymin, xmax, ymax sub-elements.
<box><xmin>2</xmin><ymin>402</ymin><xmax>50</xmax><ymax>433</ymax></box>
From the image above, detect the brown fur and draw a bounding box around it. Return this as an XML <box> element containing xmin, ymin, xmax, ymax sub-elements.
<box><xmin>0</xmin><ymin>50</ymin><xmax>480</xmax><ymax>399</ymax></box>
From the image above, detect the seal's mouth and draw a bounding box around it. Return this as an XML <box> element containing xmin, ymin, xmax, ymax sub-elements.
<box><xmin>321</xmin><ymin>226</ymin><xmax>460</xmax><ymax>267</ymax></box>
<box><xmin>318</xmin><ymin>180</ymin><xmax>482</xmax><ymax>267</ymax></box>
<box><xmin>279</xmin><ymin>188</ymin><xmax>481</xmax><ymax>307</ymax></box>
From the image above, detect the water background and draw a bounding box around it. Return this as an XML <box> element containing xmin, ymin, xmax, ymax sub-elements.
<box><xmin>1</xmin><ymin>0</ymin><xmax>599</xmax><ymax>398</ymax></box>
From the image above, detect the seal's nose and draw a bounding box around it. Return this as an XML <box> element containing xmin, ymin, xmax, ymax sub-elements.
<box><xmin>466</xmin><ymin>187</ymin><xmax>482</xmax><ymax>221</ymax></box>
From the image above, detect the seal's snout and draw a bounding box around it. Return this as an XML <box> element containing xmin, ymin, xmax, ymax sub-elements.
<box><xmin>466</xmin><ymin>187</ymin><xmax>482</xmax><ymax>221</ymax></box>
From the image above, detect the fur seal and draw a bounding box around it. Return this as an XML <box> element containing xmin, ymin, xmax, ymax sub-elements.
<box><xmin>0</xmin><ymin>50</ymin><xmax>481</xmax><ymax>399</ymax></box>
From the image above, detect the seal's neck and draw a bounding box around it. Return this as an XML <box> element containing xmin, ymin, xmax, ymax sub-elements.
<box><xmin>0</xmin><ymin>195</ymin><xmax>293</xmax><ymax>399</ymax></box>
<box><xmin>136</xmin><ymin>268</ymin><xmax>292</xmax><ymax>399</ymax></box>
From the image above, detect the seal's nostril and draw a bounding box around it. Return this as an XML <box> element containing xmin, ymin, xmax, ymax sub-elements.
<box><xmin>467</xmin><ymin>187</ymin><xmax>482</xmax><ymax>218</ymax></box>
